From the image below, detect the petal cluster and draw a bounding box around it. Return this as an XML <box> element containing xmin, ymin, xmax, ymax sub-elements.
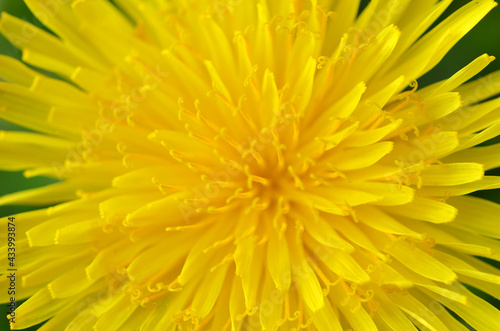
<box><xmin>1</xmin><ymin>0</ymin><xmax>500</xmax><ymax>330</ymax></box>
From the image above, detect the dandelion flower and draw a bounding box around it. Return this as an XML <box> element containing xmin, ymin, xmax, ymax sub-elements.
<box><xmin>2</xmin><ymin>0</ymin><xmax>500</xmax><ymax>330</ymax></box>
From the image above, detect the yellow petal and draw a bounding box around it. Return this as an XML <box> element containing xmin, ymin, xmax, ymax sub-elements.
<box><xmin>307</xmin><ymin>299</ymin><xmax>343</xmax><ymax>331</ymax></box>
<box><xmin>356</xmin><ymin>206</ymin><xmax>422</xmax><ymax>239</ymax></box>
<box><xmin>418</xmin><ymin>176</ymin><xmax>500</xmax><ymax>197</ymax></box>
<box><xmin>421</xmin><ymin>53</ymin><xmax>495</xmax><ymax>97</ymax></box>
<box><xmin>306</xmin><ymin>235</ymin><xmax>370</xmax><ymax>284</ymax></box>
<box><xmin>259</xmin><ymin>271</ymin><xmax>284</xmax><ymax>331</ymax></box>
<box><xmin>448</xmin><ymin>195</ymin><xmax>500</xmax><ymax>238</ymax></box>
<box><xmin>387</xmin><ymin>241</ymin><xmax>457</xmax><ymax>284</ymax></box>
<box><xmin>374</xmin><ymin>288</ymin><xmax>418</xmax><ymax>331</ymax></box>
<box><xmin>289</xmin><ymin>233</ymin><xmax>324</xmax><ymax>312</ymax></box>
<box><xmin>456</xmin><ymin>70</ymin><xmax>500</xmax><ymax>106</ymax></box>
<box><xmin>388</xmin><ymin>292</ymin><xmax>450</xmax><ymax>331</ymax></box>
<box><xmin>384</xmin><ymin>196</ymin><xmax>457</xmax><ymax>223</ymax></box>
<box><xmin>426</xmin><ymin>282</ymin><xmax>500</xmax><ymax>331</ymax></box>
<box><xmin>191</xmin><ymin>257</ymin><xmax>231</xmax><ymax>319</ymax></box>
<box><xmin>433</xmin><ymin>250</ymin><xmax>500</xmax><ymax>284</ymax></box>
<box><xmin>329</xmin><ymin>284</ymin><xmax>377</xmax><ymax>331</ymax></box>
<box><xmin>93</xmin><ymin>295</ymin><xmax>137</xmax><ymax>331</ymax></box>
<box><xmin>267</xmin><ymin>232</ymin><xmax>291</xmax><ymax>291</ymax></box>
<box><xmin>418</xmin><ymin>162</ymin><xmax>484</xmax><ymax>186</ymax></box>
<box><xmin>329</xmin><ymin>141</ymin><xmax>393</xmax><ymax>171</ymax></box>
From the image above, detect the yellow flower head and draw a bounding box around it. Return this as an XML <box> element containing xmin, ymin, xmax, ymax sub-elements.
<box><xmin>1</xmin><ymin>0</ymin><xmax>500</xmax><ymax>330</ymax></box>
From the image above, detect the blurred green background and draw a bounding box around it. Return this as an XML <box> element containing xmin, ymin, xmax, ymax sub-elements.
<box><xmin>0</xmin><ymin>0</ymin><xmax>500</xmax><ymax>330</ymax></box>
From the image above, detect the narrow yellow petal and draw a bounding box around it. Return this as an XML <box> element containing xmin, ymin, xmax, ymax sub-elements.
<box><xmin>406</xmin><ymin>220</ymin><xmax>495</xmax><ymax>257</ymax></box>
<box><xmin>0</xmin><ymin>54</ymin><xmax>37</xmax><ymax>85</ymax></box>
<box><xmin>259</xmin><ymin>272</ymin><xmax>284</xmax><ymax>331</ymax></box>
<box><xmin>307</xmin><ymin>299</ymin><xmax>343</xmax><ymax>331</ymax></box>
<box><xmin>330</xmin><ymin>216</ymin><xmax>386</xmax><ymax>260</ymax></box>
<box><xmin>445</xmin><ymin>141</ymin><xmax>500</xmax><ymax>170</ymax></box>
<box><xmin>329</xmin><ymin>284</ymin><xmax>378</xmax><ymax>331</ymax></box>
<box><xmin>301</xmin><ymin>211</ymin><xmax>354</xmax><ymax>252</ymax></box>
<box><xmin>418</xmin><ymin>176</ymin><xmax>500</xmax><ymax>197</ymax></box>
<box><xmin>455</xmin><ymin>70</ymin><xmax>500</xmax><ymax>106</ymax></box>
<box><xmin>421</xmin><ymin>53</ymin><xmax>495</xmax><ymax>97</ymax></box>
<box><xmin>384</xmin><ymin>196</ymin><xmax>457</xmax><ymax>223</ymax></box>
<box><xmin>387</xmin><ymin>241</ymin><xmax>457</xmax><ymax>284</ymax></box>
<box><xmin>448</xmin><ymin>195</ymin><xmax>500</xmax><ymax>239</ymax></box>
<box><xmin>267</xmin><ymin>232</ymin><xmax>291</xmax><ymax>291</ymax></box>
<box><xmin>289</xmin><ymin>234</ymin><xmax>325</xmax><ymax>312</ymax></box>
<box><xmin>308</xmin><ymin>237</ymin><xmax>370</xmax><ymax>284</ymax></box>
<box><xmin>344</xmin><ymin>182</ymin><xmax>414</xmax><ymax>206</ymax></box>
<box><xmin>388</xmin><ymin>292</ymin><xmax>450</xmax><ymax>331</ymax></box>
<box><xmin>356</xmin><ymin>206</ymin><xmax>422</xmax><ymax>239</ymax></box>
<box><xmin>329</xmin><ymin>142</ymin><xmax>393</xmax><ymax>171</ymax></box>
<box><xmin>433</xmin><ymin>250</ymin><xmax>500</xmax><ymax>284</ymax></box>
<box><xmin>345</xmin><ymin>119</ymin><xmax>402</xmax><ymax>147</ymax></box>
<box><xmin>374</xmin><ymin>288</ymin><xmax>418</xmax><ymax>331</ymax></box>
<box><xmin>0</xmin><ymin>12</ymin><xmax>97</xmax><ymax>71</ymax></box>
<box><xmin>426</xmin><ymin>282</ymin><xmax>500</xmax><ymax>331</ymax></box>
<box><xmin>234</xmin><ymin>236</ymin><xmax>255</xmax><ymax>277</ymax></box>
<box><xmin>418</xmin><ymin>163</ymin><xmax>484</xmax><ymax>186</ymax></box>
<box><xmin>47</xmin><ymin>263</ymin><xmax>94</xmax><ymax>299</ymax></box>
<box><xmin>191</xmin><ymin>256</ymin><xmax>230</xmax><ymax>319</ymax></box>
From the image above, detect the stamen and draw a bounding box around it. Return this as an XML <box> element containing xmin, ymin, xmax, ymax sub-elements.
<box><xmin>207</xmin><ymin>81</ymin><xmax>234</xmax><ymax>109</ymax></box>
<box><xmin>368</xmin><ymin>300</ymin><xmax>379</xmax><ymax>317</ymax></box>
<box><xmin>147</xmin><ymin>282</ymin><xmax>166</xmax><ymax>293</ymax></box>
<box><xmin>203</xmin><ymin>235</ymin><xmax>234</xmax><ymax>253</ymax></box>
<box><xmin>165</xmin><ymin>224</ymin><xmax>202</xmax><ymax>232</ymax></box>
<box><xmin>309</xmin><ymin>259</ymin><xmax>338</xmax><ymax>296</ymax></box>
<box><xmin>214</xmin><ymin>127</ymin><xmax>242</xmax><ymax>151</ymax></box>
<box><xmin>248</xmin><ymin>139</ymin><xmax>266</xmax><ymax>165</ymax></box>
<box><xmin>210</xmin><ymin>254</ymin><xmax>234</xmax><ymax>272</ymax></box>
<box><xmin>317</xmin><ymin>56</ymin><xmax>331</xmax><ymax>70</ymax></box>
<box><xmin>243</xmin><ymin>64</ymin><xmax>259</xmax><ymax>90</ymax></box>
<box><xmin>296</xmin><ymin>153</ymin><xmax>316</xmax><ymax>173</ymax></box>
<box><xmin>139</xmin><ymin>298</ymin><xmax>150</xmax><ymax>307</ymax></box>
<box><xmin>341</xmin><ymin>202</ymin><xmax>359</xmax><ymax>223</ymax></box>
<box><xmin>237</xmin><ymin>306</ymin><xmax>259</xmax><ymax>320</ymax></box>
<box><xmin>326</xmin><ymin>163</ymin><xmax>348</xmax><ymax>182</ymax></box>
<box><xmin>168</xmin><ymin>278</ymin><xmax>183</xmax><ymax>292</ymax></box>
<box><xmin>236</xmin><ymin>95</ymin><xmax>259</xmax><ymax>133</ymax></box>
<box><xmin>194</xmin><ymin>100</ymin><xmax>221</xmax><ymax>132</ymax></box>
<box><xmin>244</xmin><ymin>197</ymin><xmax>270</xmax><ymax>214</ymax></box>
<box><xmin>297</xmin><ymin>299</ymin><xmax>304</xmax><ymax>326</ymax></box>
<box><xmin>152</xmin><ymin>177</ymin><xmax>183</xmax><ymax>194</ymax></box>
<box><xmin>226</xmin><ymin>188</ymin><xmax>244</xmax><ymax>203</ymax></box>
<box><xmin>288</xmin><ymin>166</ymin><xmax>305</xmax><ymax>190</ymax></box>
<box><xmin>272</xmin><ymin>128</ymin><xmax>286</xmax><ymax>169</ymax></box>
<box><xmin>244</xmin><ymin>165</ymin><xmax>271</xmax><ymax>188</ymax></box>
<box><xmin>277</xmin><ymin>291</ymin><xmax>292</xmax><ymax>326</ymax></box>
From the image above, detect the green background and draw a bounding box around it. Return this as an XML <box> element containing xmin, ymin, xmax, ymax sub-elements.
<box><xmin>0</xmin><ymin>0</ymin><xmax>499</xmax><ymax>330</ymax></box>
